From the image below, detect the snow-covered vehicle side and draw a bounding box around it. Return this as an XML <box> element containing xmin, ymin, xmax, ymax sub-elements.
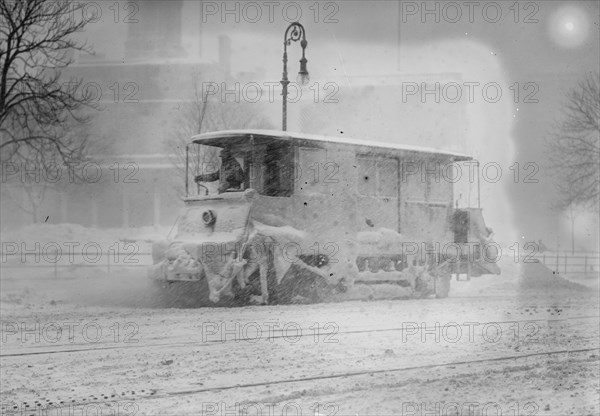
<box><xmin>148</xmin><ymin>130</ymin><xmax>500</xmax><ymax>305</ymax></box>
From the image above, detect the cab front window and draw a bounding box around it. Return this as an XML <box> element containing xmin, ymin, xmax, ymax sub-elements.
<box><xmin>192</xmin><ymin>145</ymin><xmax>248</xmax><ymax>194</ymax></box>
<box><xmin>189</xmin><ymin>138</ymin><xmax>293</xmax><ymax>197</ymax></box>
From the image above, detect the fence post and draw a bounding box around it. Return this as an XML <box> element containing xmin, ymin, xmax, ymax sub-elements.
<box><xmin>584</xmin><ymin>255</ymin><xmax>588</xmax><ymax>274</ymax></box>
<box><xmin>556</xmin><ymin>252</ymin><xmax>559</xmax><ymax>273</ymax></box>
<box><xmin>107</xmin><ymin>251</ymin><xmax>110</xmax><ymax>275</ymax></box>
<box><xmin>564</xmin><ymin>254</ymin><xmax>567</xmax><ymax>274</ymax></box>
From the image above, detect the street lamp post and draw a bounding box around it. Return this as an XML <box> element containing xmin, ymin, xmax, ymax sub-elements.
<box><xmin>281</xmin><ymin>22</ymin><xmax>309</xmax><ymax>131</ymax></box>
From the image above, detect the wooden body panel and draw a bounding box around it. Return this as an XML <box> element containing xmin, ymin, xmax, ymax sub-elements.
<box><xmin>185</xmin><ymin>131</ymin><xmax>465</xmax><ymax>257</ymax></box>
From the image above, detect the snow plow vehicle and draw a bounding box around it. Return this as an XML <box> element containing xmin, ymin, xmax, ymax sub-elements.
<box><xmin>148</xmin><ymin>130</ymin><xmax>500</xmax><ymax>305</ymax></box>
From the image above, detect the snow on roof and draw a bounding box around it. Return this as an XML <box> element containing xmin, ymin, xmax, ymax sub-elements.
<box><xmin>191</xmin><ymin>129</ymin><xmax>472</xmax><ymax>161</ymax></box>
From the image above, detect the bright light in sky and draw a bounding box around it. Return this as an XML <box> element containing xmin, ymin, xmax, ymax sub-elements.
<box><xmin>549</xmin><ymin>6</ymin><xmax>590</xmax><ymax>48</ymax></box>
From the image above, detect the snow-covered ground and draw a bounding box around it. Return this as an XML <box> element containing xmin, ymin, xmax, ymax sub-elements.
<box><xmin>1</xmin><ymin>251</ymin><xmax>599</xmax><ymax>415</ymax></box>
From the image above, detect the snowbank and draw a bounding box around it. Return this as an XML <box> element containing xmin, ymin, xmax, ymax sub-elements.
<box><xmin>519</xmin><ymin>262</ymin><xmax>589</xmax><ymax>292</ymax></box>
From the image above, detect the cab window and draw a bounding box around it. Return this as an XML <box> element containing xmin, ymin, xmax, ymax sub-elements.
<box><xmin>264</xmin><ymin>142</ymin><xmax>293</xmax><ymax>196</ymax></box>
<box><xmin>248</xmin><ymin>141</ymin><xmax>293</xmax><ymax>197</ymax></box>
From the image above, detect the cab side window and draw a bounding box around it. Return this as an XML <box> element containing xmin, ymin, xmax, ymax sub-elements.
<box><xmin>263</xmin><ymin>143</ymin><xmax>293</xmax><ymax>197</ymax></box>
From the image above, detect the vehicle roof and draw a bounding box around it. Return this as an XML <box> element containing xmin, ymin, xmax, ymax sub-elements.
<box><xmin>191</xmin><ymin>130</ymin><xmax>472</xmax><ymax>161</ymax></box>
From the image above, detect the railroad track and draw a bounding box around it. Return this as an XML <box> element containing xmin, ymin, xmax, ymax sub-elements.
<box><xmin>4</xmin><ymin>345</ymin><xmax>598</xmax><ymax>415</ymax></box>
<box><xmin>2</xmin><ymin>314</ymin><xmax>598</xmax><ymax>358</ymax></box>
<box><xmin>164</xmin><ymin>346</ymin><xmax>600</xmax><ymax>396</ymax></box>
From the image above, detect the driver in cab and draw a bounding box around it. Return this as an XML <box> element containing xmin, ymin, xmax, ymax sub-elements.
<box><xmin>194</xmin><ymin>147</ymin><xmax>245</xmax><ymax>193</ymax></box>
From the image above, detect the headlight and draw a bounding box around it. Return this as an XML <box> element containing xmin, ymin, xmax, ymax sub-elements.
<box><xmin>202</xmin><ymin>209</ymin><xmax>216</xmax><ymax>226</ymax></box>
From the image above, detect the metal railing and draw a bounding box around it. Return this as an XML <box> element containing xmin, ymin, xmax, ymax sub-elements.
<box><xmin>526</xmin><ymin>251</ymin><xmax>600</xmax><ymax>276</ymax></box>
<box><xmin>0</xmin><ymin>250</ymin><xmax>153</xmax><ymax>279</ymax></box>
<box><xmin>2</xmin><ymin>249</ymin><xmax>599</xmax><ymax>279</ymax></box>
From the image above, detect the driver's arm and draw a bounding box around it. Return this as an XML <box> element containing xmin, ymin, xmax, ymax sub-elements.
<box><xmin>194</xmin><ymin>171</ymin><xmax>220</xmax><ymax>183</ymax></box>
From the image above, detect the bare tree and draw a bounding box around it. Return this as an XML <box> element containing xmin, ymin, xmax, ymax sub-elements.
<box><xmin>0</xmin><ymin>0</ymin><xmax>97</xmax><ymax>168</ymax></box>
<box><xmin>166</xmin><ymin>75</ymin><xmax>273</xmax><ymax>195</ymax></box>
<box><xmin>552</xmin><ymin>186</ymin><xmax>578</xmax><ymax>255</ymax></box>
<box><xmin>2</xmin><ymin>167</ymin><xmax>52</xmax><ymax>224</ymax></box>
<box><xmin>547</xmin><ymin>72</ymin><xmax>600</xmax><ymax>211</ymax></box>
